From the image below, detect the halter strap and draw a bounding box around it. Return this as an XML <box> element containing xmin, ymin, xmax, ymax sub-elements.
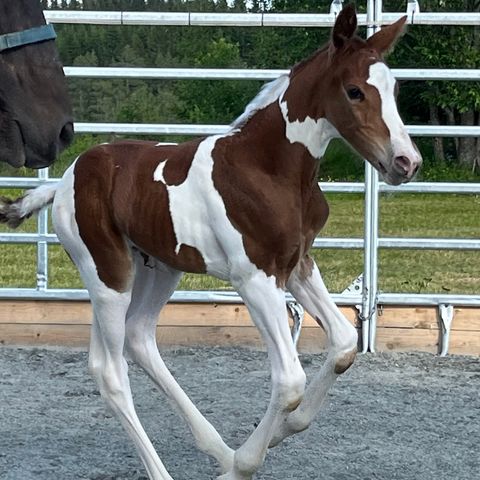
<box><xmin>0</xmin><ymin>24</ymin><xmax>56</xmax><ymax>53</ymax></box>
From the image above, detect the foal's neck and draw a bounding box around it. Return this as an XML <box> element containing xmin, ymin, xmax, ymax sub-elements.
<box><xmin>232</xmin><ymin>47</ymin><xmax>338</xmax><ymax>180</ymax></box>
<box><xmin>278</xmin><ymin>47</ymin><xmax>339</xmax><ymax>159</ymax></box>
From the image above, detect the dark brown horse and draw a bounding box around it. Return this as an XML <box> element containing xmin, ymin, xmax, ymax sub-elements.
<box><xmin>0</xmin><ymin>0</ymin><xmax>73</xmax><ymax>168</ymax></box>
<box><xmin>1</xmin><ymin>5</ymin><xmax>421</xmax><ymax>480</ymax></box>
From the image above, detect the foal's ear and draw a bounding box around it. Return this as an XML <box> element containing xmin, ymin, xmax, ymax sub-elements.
<box><xmin>332</xmin><ymin>4</ymin><xmax>358</xmax><ymax>49</ymax></box>
<box><xmin>367</xmin><ymin>16</ymin><xmax>408</xmax><ymax>56</ymax></box>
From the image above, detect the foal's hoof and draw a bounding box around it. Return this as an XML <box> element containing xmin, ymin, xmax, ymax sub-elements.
<box><xmin>217</xmin><ymin>474</ymin><xmax>250</xmax><ymax>480</ymax></box>
<box><xmin>217</xmin><ymin>468</ymin><xmax>252</xmax><ymax>480</ymax></box>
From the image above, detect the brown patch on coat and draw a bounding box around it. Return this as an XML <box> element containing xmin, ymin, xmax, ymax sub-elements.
<box><xmin>74</xmin><ymin>145</ymin><xmax>134</xmax><ymax>292</ymax></box>
<box><xmin>160</xmin><ymin>138</ymin><xmax>203</xmax><ymax>186</ymax></box>
<box><xmin>298</xmin><ymin>255</ymin><xmax>315</xmax><ymax>281</ymax></box>
<box><xmin>110</xmin><ymin>140</ymin><xmax>206</xmax><ymax>274</ymax></box>
<box><xmin>73</xmin><ymin>139</ymin><xmax>206</xmax><ymax>293</ymax></box>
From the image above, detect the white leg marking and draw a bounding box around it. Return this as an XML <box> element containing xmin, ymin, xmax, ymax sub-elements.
<box><xmin>52</xmin><ymin>165</ymin><xmax>174</xmax><ymax>480</ymax></box>
<box><xmin>270</xmin><ymin>258</ymin><xmax>358</xmax><ymax>447</ymax></box>
<box><xmin>125</xmin><ymin>253</ymin><xmax>234</xmax><ymax>473</ymax></box>
<box><xmin>218</xmin><ymin>271</ymin><xmax>306</xmax><ymax>480</ymax></box>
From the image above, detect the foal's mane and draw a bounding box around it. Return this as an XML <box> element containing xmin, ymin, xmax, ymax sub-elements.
<box><xmin>230</xmin><ymin>74</ymin><xmax>290</xmax><ymax>130</ymax></box>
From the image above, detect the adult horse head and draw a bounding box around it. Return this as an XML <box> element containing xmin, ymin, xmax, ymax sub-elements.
<box><xmin>0</xmin><ymin>0</ymin><xmax>73</xmax><ymax>168</ymax></box>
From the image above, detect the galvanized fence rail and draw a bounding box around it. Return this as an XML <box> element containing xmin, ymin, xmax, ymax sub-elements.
<box><xmin>1</xmin><ymin>1</ymin><xmax>479</xmax><ymax>353</ymax></box>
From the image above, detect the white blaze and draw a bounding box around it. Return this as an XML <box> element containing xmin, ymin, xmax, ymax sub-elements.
<box><xmin>366</xmin><ymin>62</ymin><xmax>415</xmax><ymax>158</ymax></box>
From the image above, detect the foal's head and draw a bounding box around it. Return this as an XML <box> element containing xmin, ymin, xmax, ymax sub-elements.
<box><xmin>289</xmin><ymin>5</ymin><xmax>422</xmax><ymax>185</ymax></box>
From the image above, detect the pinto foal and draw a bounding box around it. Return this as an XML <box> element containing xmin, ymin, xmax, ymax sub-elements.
<box><xmin>1</xmin><ymin>6</ymin><xmax>421</xmax><ymax>480</ymax></box>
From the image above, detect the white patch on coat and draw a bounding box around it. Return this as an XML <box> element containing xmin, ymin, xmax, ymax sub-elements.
<box><xmin>154</xmin><ymin>134</ymin><xmax>259</xmax><ymax>282</ymax></box>
<box><xmin>153</xmin><ymin>160</ymin><xmax>167</xmax><ymax>183</ymax></box>
<box><xmin>366</xmin><ymin>62</ymin><xmax>415</xmax><ymax>158</ymax></box>
<box><xmin>279</xmin><ymin>100</ymin><xmax>339</xmax><ymax>159</ymax></box>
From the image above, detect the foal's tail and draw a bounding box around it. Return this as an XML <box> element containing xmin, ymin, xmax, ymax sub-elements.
<box><xmin>0</xmin><ymin>183</ymin><xmax>57</xmax><ymax>228</ymax></box>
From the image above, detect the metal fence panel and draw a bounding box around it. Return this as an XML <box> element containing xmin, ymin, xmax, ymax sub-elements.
<box><xmin>0</xmin><ymin>5</ymin><xmax>479</xmax><ymax>354</ymax></box>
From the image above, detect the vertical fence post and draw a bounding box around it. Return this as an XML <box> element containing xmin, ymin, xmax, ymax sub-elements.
<box><xmin>36</xmin><ymin>168</ymin><xmax>49</xmax><ymax>291</ymax></box>
<box><xmin>362</xmin><ymin>0</ymin><xmax>382</xmax><ymax>353</ymax></box>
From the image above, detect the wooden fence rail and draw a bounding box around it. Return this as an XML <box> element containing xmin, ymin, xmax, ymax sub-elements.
<box><xmin>0</xmin><ymin>301</ymin><xmax>478</xmax><ymax>355</ymax></box>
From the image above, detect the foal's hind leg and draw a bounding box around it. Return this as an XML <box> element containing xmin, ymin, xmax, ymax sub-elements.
<box><xmin>125</xmin><ymin>252</ymin><xmax>234</xmax><ymax>473</ymax></box>
<box><xmin>270</xmin><ymin>255</ymin><xmax>358</xmax><ymax>446</ymax></box>
<box><xmin>88</xmin><ymin>291</ymin><xmax>173</xmax><ymax>480</ymax></box>
<box><xmin>53</xmin><ymin>166</ymin><xmax>173</xmax><ymax>480</ymax></box>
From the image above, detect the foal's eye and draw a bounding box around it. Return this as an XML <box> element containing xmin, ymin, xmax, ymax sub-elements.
<box><xmin>346</xmin><ymin>86</ymin><xmax>365</xmax><ymax>101</ymax></box>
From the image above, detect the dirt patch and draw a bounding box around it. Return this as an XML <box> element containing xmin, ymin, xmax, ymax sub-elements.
<box><xmin>0</xmin><ymin>346</ymin><xmax>478</xmax><ymax>480</ymax></box>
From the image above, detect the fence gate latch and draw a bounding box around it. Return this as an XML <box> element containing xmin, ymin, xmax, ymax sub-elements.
<box><xmin>330</xmin><ymin>0</ymin><xmax>344</xmax><ymax>17</ymax></box>
<box><xmin>438</xmin><ymin>304</ymin><xmax>454</xmax><ymax>357</ymax></box>
<box><xmin>288</xmin><ymin>301</ymin><xmax>305</xmax><ymax>349</ymax></box>
<box><xmin>407</xmin><ymin>1</ymin><xmax>420</xmax><ymax>23</ymax></box>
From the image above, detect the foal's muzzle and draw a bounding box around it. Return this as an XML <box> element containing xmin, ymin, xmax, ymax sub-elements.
<box><xmin>392</xmin><ymin>155</ymin><xmax>421</xmax><ymax>180</ymax></box>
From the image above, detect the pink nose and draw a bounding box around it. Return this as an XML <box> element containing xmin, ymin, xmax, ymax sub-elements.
<box><xmin>393</xmin><ymin>155</ymin><xmax>422</xmax><ymax>179</ymax></box>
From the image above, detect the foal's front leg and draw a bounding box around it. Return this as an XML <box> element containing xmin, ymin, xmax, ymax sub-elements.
<box><xmin>219</xmin><ymin>270</ymin><xmax>306</xmax><ymax>480</ymax></box>
<box><xmin>270</xmin><ymin>256</ymin><xmax>358</xmax><ymax>447</ymax></box>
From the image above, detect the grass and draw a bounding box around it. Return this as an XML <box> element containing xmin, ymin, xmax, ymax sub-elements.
<box><xmin>1</xmin><ymin>192</ymin><xmax>478</xmax><ymax>295</ymax></box>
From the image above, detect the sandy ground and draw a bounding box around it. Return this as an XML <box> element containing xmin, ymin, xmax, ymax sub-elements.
<box><xmin>0</xmin><ymin>346</ymin><xmax>478</xmax><ymax>480</ymax></box>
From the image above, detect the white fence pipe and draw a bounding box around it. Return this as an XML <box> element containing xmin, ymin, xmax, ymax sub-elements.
<box><xmin>2</xmin><ymin>178</ymin><xmax>480</xmax><ymax>194</ymax></box>
<box><xmin>72</xmin><ymin>122</ymin><xmax>480</xmax><ymax>137</ymax></box>
<box><xmin>1</xmin><ymin>233</ymin><xmax>478</xmax><ymax>252</ymax></box>
<box><xmin>63</xmin><ymin>66</ymin><xmax>480</xmax><ymax>81</ymax></box>
<box><xmin>45</xmin><ymin>11</ymin><xmax>480</xmax><ymax>27</ymax></box>
<box><xmin>0</xmin><ymin>287</ymin><xmax>478</xmax><ymax>308</ymax></box>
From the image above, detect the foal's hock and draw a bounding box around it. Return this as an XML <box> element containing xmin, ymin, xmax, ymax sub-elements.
<box><xmin>0</xmin><ymin>5</ymin><xmax>421</xmax><ymax>480</ymax></box>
